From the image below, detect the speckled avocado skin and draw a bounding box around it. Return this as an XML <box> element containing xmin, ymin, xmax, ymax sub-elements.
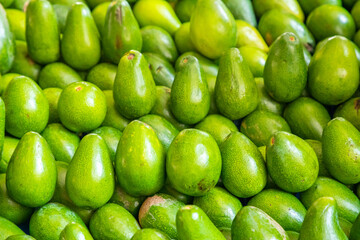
<box><xmin>334</xmin><ymin>97</ymin><xmax>360</xmax><ymax>131</ymax></box>
<box><xmin>59</xmin><ymin>223</ymin><xmax>93</xmax><ymax>240</ymax></box>
<box><xmin>0</xmin><ymin>216</ymin><xmax>24</xmax><ymax>239</ymax></box>
<box><xmin>131</xmin><ymin>229</ymin><xmax>170</xmax><ymax>240</ymax></box>
<box><xmin>0</xmin><ymin>5</ymin><xmax>15</xmax><ymax>74</ymax></box>
<box><xmin>0</xmin><ymin>98</ymin><xmax>4</xmax><ymax>158</ymax></box>
<box><xmin>38</xmin><ymin>62</ymin><xmax>82</xmax><ymax>89</ymax></box>
<box><xmin>350</xmin><ymin>213</ymin><xmax>360</xmax><ymax>240</ymax></box>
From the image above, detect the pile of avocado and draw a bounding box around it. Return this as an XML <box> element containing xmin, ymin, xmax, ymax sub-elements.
<box><xmin>1</xmin><ymin>0</ymin><xmax>360</xmax><ymax>239</ymax></box>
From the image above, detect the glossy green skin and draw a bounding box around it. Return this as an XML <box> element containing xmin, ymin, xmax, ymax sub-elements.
<box><xmin>133</xmin><ymin>0</ymin><xmax>181</xmax><ymax>35</ymax></box>
<box><xmin>283</xmin><ymin>97</ymin><xmax>330</xmax><ymax>140</ymax></box>
<box><xmin>53</xmin><ymin>4</ymin><xmax>70</xmax><ymax>33</ymax></box>
<box><xmin>52</xmin><ymin>161</ymin><xmax>72</xmax><ymax>206</ymax></box>
<box><xmin>171</xmin><ymin>56</ymin><xmax>210</xmax><ymax>124</ymax></box>
<box><xmin>266</xmin><ymin>131</ymin><xmax>319</xmax><ymax>193</ymax></box>
<box><xmin>151</xmin><ymin>86</ymin><xmax>188</xmax><ymax>130</ymax></box>
<box><xmin>6</xmin><ymin>132</ymin><xmax>56</xmax><ymax>207</ymax></box>
<box><xmin>350</xmin><ymin>213</ymin><xmax>360</xmax><ymax>240</ymax></box>
<box><xmin>298</xmin><ymin>0</ymin><xmax>341</xmax><ymax>15</ymax></box>
<box><xmin>0</xmin><ymin>98</ymin><xmax>3</xmax><ymax>159</ymax></box>
<box><xmin>116</xmin><ymin>120</ymin><xmax>165</xmax><ymax>196</ymax></box>
<box><xmin>102</xmin><ymin>90</ymin><xmax>130</xmax><ymax>131</ymax></box>
<box><xmin>334</xmin><ymin>97</ymin><xmax>360</xmax><ymax>131</ymax></box>
<box><xmin>38</xmin><ymin>62</ymin><xmax>82</xmax><ymax>89</ymax></box>
<box><xmin>236</xmin><ymin>20</ymin><xmax>269</xmax><ymax>52</ymax></box>
<box><xmin>0</xmin><ymin>216</ymin><xmax>24</xmax><ymax>239</ymax></box>
<box><xmin>323</xmin><ymin>117</ymin><xmax>360</xmax><ymax>184</ymax></box>
<box><xmin>306</xmin><ymin>5</ymin><xmax>356</xmax><ymax>41</ymax></box>
<box><xmin>61</xmin><ymin>3</ymin><xmax>100</xmax><ymax>70</ymax></box>
<box><xmin>287</xmin><ymin>231</ymin><xmax>299</xmax><ymax>240</ymax></box>
<box><xmin>10</xmin><ymin>41</ymin><xmax>41</xmax><ymax>81</ymax></box>
<box><xmin>300</xmin><ymin>177</ymin><xmax>360</xmax><ymax>223</ymax></box>
<box><xmin>43</xmin><ymin>88</ymin><xmax>62</xmax><ymax>123</ymax></box>
<box><xmin>220</xmin><ymin>229</ymin><xmax>232</xmax><ymax>240</ymax></box>
<box><xmin>174</xmin><ymin>0</ymin><xmax>196</xmax><ymax>23</ymax></box>
<box><xmin>89</xmin><ymin>203</ymin><xmax>140</xmax><ymax>240</ymax></box>
<box><xmin>59</xmin><ymin>223</ymin><xmax>93</xmax><ymax>240</ymax></box>
<box><xmin>248</xmin><ymin>189</ymin><xmax>306</xmax><ymax>232</ymax></box>
<box><xmin>42</xmin><ymin>124</ymin><xmax>79</xmax><ymax>163</ymax></box>
<box><xmin>47</xmin><ymin>0</ymin><xmax>85</xmax><ymax>6</ymax></box>
<box><xmin>339</xmin><ymin>217</ymin><xmax>353</xmax><ymax>237</ymax></box>
<box><xmin>91</xmin><ymin>2</ymin><xmax>110</xmax><ymax>35</ymax></box>
<box><xmin>142</xmin><ymin>26</ymin><xmax>178</xmax><ymax>63</ymax></box>
<box><xmin>177</xmin><ymin>205</ymin><xmax>226</xmax><ymax>240</ymax></box>
<box><xmin>308</xmin><ymin>36</ymin><xmax>359</xmax><ymax>105</ymax></box>
<box><xmin>0</xmin><ymin>73</ymin><xmax>21</xmax><ymax>96</ymax></box>
<box><xmin>102</xmin><ymin>0</ymin><xmax>142</xmax><ymax>65</ymax></box>
<box><xmin>113</xmin><ymin>50</ymin><xmax>156</xmax><ymax>119</ymax></box>
<box><xmin>0</xmin><ymin>136</ymin><xmax>19</xmax><ymax>173</ymax></box>
<box><xmin>91</xmin><ymin>126</ymin><xmax>122</xmax><ymax>162</ymax></box>
<box><xmin>264</xmin><ymin>32</ymin><xmax>307</xmax><ymax>102</ymax></box>
<box><xmin>87</xmin><ymin>63</ymin><xmax>117</xmax><ymax>90</ymax></box>
<box><xmin>139</xmin><ymin>193</ymin><xmax>184</xmax><ymax>239</ymax></box>
<box><xmin>110</xmin><ymin>183</ymin><xmax>145</xmax><ymax>216</ymax></box>
<box><xmin>222</xmin><ymin>0</ymin><xmax>256</xmax><ymax>26</ymax></box>
<box><xmin>220</xmin><ymin>132</ymin><xmax>267</xmax><ymax>198</ymax></box>
<box><xmin>143</xmin><ymin>53</ymin><xmax>175</xmax><ymax>88</ymax></box>
<box><xmin>190</xmin><ymin>0</ymin><xmax>236</xmax><ymax>59</ymax></box>
<box><xmin>29</xmin><ymin>203</ymin><xmax>85</xmax><ymax>240</ymax></box>
<box><xmin>174</xmin><ymin>22</ymin><xmax>196</xmax><ymax>54</ymax></box>
<box><xmin>206</xmin><ymin>76</ymin><xmax>218</xmax><ymax>114</ymax></box>
<box><xmin>1</xmin><ymin>0</ymin><xmax>14</xmax><ymax>7</ymax></box>
<box><xmin>305</xmin><ymin>140</ymin><xmax>330</xmax><ymax>177</ymax></box>
<box><xmin>240</xmin><ymin>110</ymin><xmax>291</xmax><ymax>147</ymax></box>
<box><xmin>131</xmin><ymin>229</ymin><xmax>170</xmax><ymax>240</ymax></box>
<box><xmin>255</xmin><ymin>78</ymin><xmax>285</xmax><ymax>115</ymax></box>
<box><xmin>0</xmin><ymin>5</ymin><xmax>15</xmax><ymax>74</ymax></box>
<box><xmin>5</xmin><ymin>9</ymin><xmax>25</xmax><ymax>41</ymax></box>
<box><xmin>58</xmin><ymin>81</ymin><xmax>107</xmax><ymax>133</ymax></box>
<box><xmin>26</xmin><ymin>0</ymin><xmax>60</xmax><ymax>64</ymax></box>
<box><xmin>6</xmin><ymin>235</ymin><xmax>36</xmax><ymax>240</ymax></box>
<box><xmin>239</xmin><ymin>46</ymin><xmax>267</xmax><ymax>78</ymax></box>
<box><xmin>232</xmin><ymin>206</ymin><xmax>289</xmax><ymax>240</ymax></box>
<box><xmin>215</xmin><ymin>48</ymin><xmax>258</xmax><ymax>120</ymax></box>
<box><xmin>166</xmin><ymin>129</ymin><xmax>221</xmax><ymax>196</ymax></box>
<box><xmin>160</xmin><ymin>179</ymin><xmax>194</xmax><ymax>204</ymax></box>
<box><xmin>66</xmin><ymin>134</ymin><xmax>115</xmax><ymax>209</ymax></box>
<box><xmin>299</xmin><ymin>197</ymin><xmax>347</xmax><ymax>240</ymax></box>
<box><xmin>195</xmin><ymin>114</ymin><xmax>238</xmax><ymax>146</ymax></box>
<box><xmin>253</xmin><ymin>0</ymin><xmax>304</xmax><ymax>21</ymax></box>
<box><xmin>0</xmin><ymin>174</ymin><xmax>33</xmax><ymax>225</ymax></box>
<box><xmin>176</xmin><ymin>51</ymin><xmax>219</xmax><ymax>78</ymax></box>
<box><xmin>193</xmin><ymin>187</ymin><xmax>242</xmax><ymax>229</ymax></box>
<box><xmin>4</xmin><ymin>76</ymin><xmax>48</xmax><ymax>138</ymax></box>
<box><xmin>354</xmin><ymin>30</ymin><xmax>360</xmax><ymax>48</ymax></box>
<box><xmin>139</xmin><ymin>114</ymin><xmax>179</xmax><ymax>153</ymax></box>
<box><xmin>258</xmin><ymin>9</ymin><xmax>315</xmax><ymax>51</ymax></box>
<box><xmin>352</xmin><ymin>1</ymin><xmax>360</xmax><ymax>29</ymax></box>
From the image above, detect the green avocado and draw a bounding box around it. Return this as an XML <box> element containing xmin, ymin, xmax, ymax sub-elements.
<box><xmin>283</xmin><ymin>97</ymin><xmax>331</xmax><ymax>140</ymax></box>
<box><xmin>240</xmin><ymin>110</ymin><xmax>291</xmax><ymax>147</ymax></box>
<box><xmin>29</xmin><ymin>202</ymin><xmax>85</xmax><ymax>240</ymax></box>
<box><xmin>236</xmin><ymin>20</ymin><xmax>269</xmax><ymax>52</ymax></box>
<box><xmin>248</xmin><ymin>189</ymin><xmax>306</xmax><ymax>232</ymax></box>
<box><xmin>160</xmin><ymin>178</ymin><xmax>194</xmax><ymax>204</ymax></box>
<box><xmin>139</xmin><ymin>193</ymin><xmax>185</xmax><ymax>239</ymax></box>
<box><xmin>91</xmin><ymin>126</ymin><xmax>122</xmax><ymax>162</ymax></box>
<box><xmin>215</xmin><ymin>48</ymin><xmax>258</xmax><ymax>120</ymax></box>
<box><xmin>174</xmin><ymin>0</ymin><xmax>196</xmax><ymax>23</ymax></box>
<box><xmin>171</xmin><ymin>55</ymin><xmax>210</xmax><ymax>124</ymax></box>
<box><xmin>263</xmin><ymin>32</ymin><xmax>307</xmax><ymax>102</ymax></box>
<box><xmin>53</xmin><ymin>4</ymin><xmax>71</xmax><ymax>34</ymax></box>
<box><xmin>113</xmin><ymin>50</ymin><xmax>156</xmax><ymax>119</ymax></box>
<box><xmin>300</xmin><ymin>177</ymin><xmax>360</xmax><ymax>223</ymax></box>
<box><xmin>26</xmin><ymin>0</ymin><xmax>60</xmax><ymax>64</ymax></box>
<box><xmin>0</xmin><ymin>136</ymin><xmax>19</xmax><ymax>173</ymax></box>
<box><xmin>131</xmin><ymin>229</ymin><xmax>170</xmax><ymax>240</ymax></box>
<box><xmin>239</xmin><ymin>46</ymin><xmax>267</xmax><ymax>78</ymax></box>
<box><xmin>86</xmin><ymin>63</ymin><xmax>117</xmax><ymax>90</ymax></box>
<box><xmin>143</xmin><ymin>53</ymin><xmax>175</xmax><ymax>88</ymax></box>
<box><xmin>43</xmin><ymin>88</ymin><xmax>62</xmax><ymax>123</ymax></box>
<box><xmin>352</xmin><ymin>1</ymin><xmax>360</xmax><ymax>29</ymax></box>
<box><xmin>0</xmin><ymin>216</ymin><xmax>24</xmax><ymax>240</ymax></box>
<box><xmin>109</xmin><ymin>183</ymin><xmax>145</xmax><ymax>216</ymax></box>
<box><xmin>89</xmin><ymin>203</ymin><xmax>140</xmax><ymax>240</ymax></box>
<box><xmin>91</xmin><ymin>2</ymin><xmax>110</xmax><ymax>35</ymax></box>
<box><xmin>6</xmin><ymin>235</ymin><xmax>36</xmax><ymax>240</ymax></box>
<box><xmin>350</xmin><ymin>213</ymin><xmax>360</xmax><ymax>240</ymax></box>
<box><xmin>190</xmin><ymin>0</ymin><xmax>236</xmax><ymax>59</ymax></box>
<box><xmin>101</xmin><ymin>90</ymin><xmax>130</xmax><ymax>131</ymax></box>
<box><xmin>339</xmin><ymin>218</ymin><xmax>353</xmax><ymax>238</ymax></box>
<box><xmin>66</xmin><ymin>134</ymin><xmax>115</xmax><ymax>209</ymax></box>
<box><xmin>38</xmin><ymin>62</ymin><xmax>82</xmax><ymax>89</ymax></box>
<box><xmin>252</xmin><ymin>0</ymin><xmax>304</xmax><ymax>21</ymax></box>
<box><xmin>51</xmin><ymin>161</ymin><xmax>72</xmax><ymax>206</ymax></box>
<box><xmin>299</xmin><ymin>197</ymin><xmax>347</xmax><ymax>240</ymax></box>
<box><xmin>175</xmin><ymin>51</ymin><xmax>219</xmax><ymax>78</ymax></box>
<box><xmin>0</xmin><ymin>97</ymin><xmax>3</xmax><ymax>157</ymax></box>
<box><xmin>220</xmin><ymin>131</ymin><xmax>267</xmax><ymax>198</ymax></box>
<box><xmin>166</xmin><ymin>129</ymin><xmax>221</xmax><ymax>196</ymax></box>
<box><xmin>305</xmin><ymin>140</ymin><xmax>330</xmax><ymax>177</ymax></box>
<box><xmin>4</xmin><ymin>76</ymin><xmax>48</xmax><ymax>138</ymax></box>
<box><xmin>205</xmin><ymin>76</ymin><xmax>217</xmax><ymax>114</ymax></box>
<box><xmin>59</xmin><ymin>223</ymin><xmax>93</xmax><ymax>240</ymax></box>
<box><xmin>255</xmin><ymin>78</ymin><xmax>285</xmax><ymax>115</ymax></box>
<box><xmin>0</xmin><ymin>73</ymin><xmax>21</xmax><ymax>97</ymax></box>
<box><xmin>222</xmin><ymin>0</ymin><xmax>257</xmax><ymax>26</ymax></box>
<box><xmin>177</xmin><ymin>205</ymin><xmax>226</xmax><ymax>240</ymax></box>
<box><xmin>334</xmin><ymin>97</ymin><xmax>360</xmax><ymax>131</ymax></box>
<box><xmin>102</xmin><ymin>0</ymin><xmax>142</xmax><ymax>65</ymax></box>
<box><xmin>0</xmin><ymin>5</ymin><xmax>15</xmax><ymax>74</ymax></box>
<box><xmin>61</xmin><ymin>3</ymin><xmax>100</xmax><ymax>70</ymax></box>
<box><xmin>193</xmin><ymin>187</ymin><xmax>242</xmax><ymax>230</ymax></box>
<box><xmin>174</xmin><ymin>22</ymin><xmax>196</xmax><ymax>54</ymax></box>
<box><xmin>116</xmin><ymin>120</ymin><xmax>165</xmax><ymax>196</ymax></box>
<box><xmin>232</xmin><ymin>206</ymin><xmax>289</xmax><ymax>240</ymax></box>
<box><xmin>266</xmin><ymin>131</ymin><xmax>319</xmax><ymax>192</ymax></box>
<box><xmin>5</xmin><ymin>9</ymin><xmax>25</xmax><ymax>41</ymax></box>
<box><xmin>298</xmin><ymin>0</ymin><xmax>341</xmax><ymax>15</ymax></box>
<box><xmin>322</xmin><ymin>117</ymin><xmax>360</xmax><ymax>184</ymax></box>
<box><xmin>308</xmin><ymin>36</ymin><xmax>359</xmax><ymax>105</ymax></box>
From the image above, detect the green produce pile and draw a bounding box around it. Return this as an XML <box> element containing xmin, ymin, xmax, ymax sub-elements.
<box><xmin>1</xmin><ymin>0</ymin><xmax>360</xmax><ymax>239</ymax></box>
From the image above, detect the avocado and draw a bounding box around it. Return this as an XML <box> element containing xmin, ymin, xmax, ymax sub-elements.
<box><xmin>0</xmin><ymin>136</ymin><xmax>19</xmax><ymax>173</ymax></box>
<box><xmin>0</xmin><ymin>5</ymin><xmax>15</xmax><ymax>74</ymax></box>
<box><xmin>166</xmin><ymin>129</ymin><xmax>221</xmax><ymax>196</ymax></box>
<box><xmin>89</xmin><ymin>203</ymin><xmax>140</xmax><ymax>240</ymax></box>
<box><xmin>176</xmin><ymin>51</ymin><xmax>219</xmax><ymax>78</ymax></box>
<box><xmin>176</xmin><ymin>205</ymin><xmax>226</xmax><ymax>240</ymax></box>
<box><xmin>86</xmin><ymin>63</ymin><xmax>117</xmax><ymax>91</ymax></box>
<box><xmin>190</xmin><ymin>0</ymin><xmax>236</xmax><ymax>59</ymax></box>
<box><xmin>43</xmin><ymin>88</ymin><xmax>62</xmax><ymax>123</ymax></box>
<box><xmin>239</xmin><ymin>46</ymin><xmax>267</xmax><ymax>78</ymax></box>
<box><xmin>102</xmin><ymin>0</ymin><xmax>142</xmax><ymax>65</ymax></box>
<box><xmin>0</xmin><ymin>216</ymin><xmax>24</xmax><ymax>240</ymax></box>
<box><xmin>52</xmin><ymin>161</ymin><xmax>72</xmax><ymax>206</ymax></box>
<box><xmin>159</xmin><ymin>178</ymin><xmax>194</xmax><ymax>204</ymax></box>
<box><xmin>322</xmin><ymin>117</ymin><xmax>360</xmax><ymax>184</ymax></box>
<box><xmin>340</xmin><ymin>217</ymin><xmax>353</xmax><ymax>237</ymax></box>
<box><xmin>205</xmin><ymin>76</ymin><xmax>218</xmax><ymax>114</ymax></box>
<box><xmin>235</xmin><ymin>20</ymin><xmax>268</xmax><ymax>52</ymax></box>
<box><xmin>255</xmin><ymin>78</ymin><xmax>285</xmax><ymax>115</ymax></box>
<box><xmin>59</xmin><ymin>223</ymin><xmax>93</xmax><ymax>240</ymax></box>
<box><xmin>53</xmin><ymin>4</ymin><xmax>70</xmax><ymax>34</ymax></box>
<box><xmin>220</xmin><ymin>131</ymin><xmax>267</xmax><ymax>198</ymax></box>
<box><xmin>91</xmin><ymin>126</ymin><xmax>122</xmax><ymax>163</ymax></box>
<box><xmin>253</xmin><ymin>0</ymin><xmax>304</xmax><ymax>21</ymax></box>
<box><xmin>6</xmin><ymin>235</ymin><xmax>36</xmax><ymax>240</ymax></box>
<box><xmin>215</xmin><ymin>48</ymin><xmax>258</xmax><ymax>120</ymax></box>
<box><xmin>299</xmin><ymin>197</ymin><xmax>347</xmax><ymax>240</ymax></box>
<box><xmin>352</xmin><ymin>1</ymin><xmax>360</xmax><ymax>29</ymax></box>
<box><xmin>38</xmin><ymin>62</ymin><xmax>82</xmax><ymax>89</ymax></box>
<box><xmin>101</xmin><ymin>90</ymin><xmax>130</xmax><ymax>131</ymax></box>
<box><xmin>350</xmin><ymin>213</ymin><xmax>360</xmax><ymax>240</ymax></box>
<box><xmin>222</xmin><ymin>0</ymin><xmax>257</xmax><ymax>27</ymax></box>
<box><xmin>174</xmin><ymin>0</ymin><xmax>196</xmax><ymax>23</ymax></box>
<box><xmin>0</xmin><ymin>73</ymin><xmax>21</xmax><ymax>97</ymax></box>
<box><xmin>5</xmin><ymin>9</ymin><xmax>25</xmax><ymax>41</ymax></box>
<box><xmin>174</xmin><ymin>22</ymin><xmax>196</xmax><ymax>54</ymax></box>
<box><xmin>91</xmin><ymin>2</ymin><xmax>110</xmax><ymax>35</ymax></box>
<box><xmin>298</xmin><ymin>0</ymin><xmax>341</xmax><ymax>15</ymax></box>
<box><xmin>143</xmin><ymin>52</ymin><xmax>175</xmax><ymax>88</ymax></box>
<box><xmin>334</xmin><ymin>97</ymin><xmax>360</xmax><ymax>131</ymax></box>
<box><xmin>305</xmin><ymin>140</ymin><xmax>330</xmax><ymax>177</ymax></box>
<box><xmin>131</xmin><ymin>229</ymin><xmax>170</xmax><ymax>240</ymax></box>
<box><xmin>0</xmin><ymin>97</ymin><xmax>3</xmax><ymax>157</ymax></box>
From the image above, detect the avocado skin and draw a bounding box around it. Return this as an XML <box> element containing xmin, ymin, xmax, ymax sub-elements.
<box><xmin>339</xmin><ymin>217</ymin><xmax>353</xmax><ymax>237</ymax></box>
<box><xmin>143</xmin><ymin>52</ymin><xmax>175</xmax><ymax>88</ymax></box>
<box><xmin>298</xmin><ymin>0</ymin><xmax>341</xmax><ymax>15</ymax></box>
<box><xmin>300</xmin><ymin>177</ymin><xmax>360</xmax><ymax>223</ymax></box>
<box><xmin>286</xmin><ymin>231</ymin><xmax>299</xmax><ymax>240</ymax></box>
<box><xmin>175</xmin><ymin>51</ymin><xmax>219</xmax><ymax>78</ymax></box>
<box><xmin>7</xmin><ymin>235</ymin><xmax>36</xmax><ymax>240</ymax></box>
<box><xmin>91</xmin><ymin>126</ymin><xmax>122</xmax><ymax>163</ymax></box>
<box><xmin>0</xmin><ymin>98</ymin><xmax>4</xmax><ymax>157</ymax></box>
<box><xmin>86</xmin><ymin>63</ymin><xmax>117</xmax><ymax>91</ymax></box>
<box><xmin>222</xmin><ymin>0</ymin><xmax>257</xmax><ymax>27</ymax></box>
<box><xmin>0</xmin><ymin>5</ymin><xmax>15</xmax><ymax>74</ymax></box>
<box><xmin>255</xmin><ymin>78</ymin><xmax>285</xmax><ymax>115</ymax></box>
<box><xmin>174</xmin><ymin>0</ymin><xmax>196</xmax><ymax>23</ymax></box>
<box><xmin>43</xmin><ymin>88</ymin><xmax>62</xmax><ymax>124</ymax></box>
<box><xmin>283</xmin><ymin>97</ymin><xmax>331</xmax><ymax>140</ymax></box>
<box><xmin>59</xmin><ymin>223</ymin><xmax>93</xmax><ymax>240</ymax></box>
<box><xmin>131</xmin><ymin>229</ymin><xmax>170</xmax><ymax>240</ymax></box>
<box><xmin>334</xmin><ymin>97</ymin><xmax>360</xmax><ymax>131</ymax></box>
<box><xmin>253</xmin><ymin>0</ymin><xmax>304</xmax><ymax>21</ymax></box>
<box><xmin>350</xmin><ymin>214</ymin><xmax>360</xmax><ymax>240</ymax></box>
<box><xmin>0</xmin><ymin>136</ymin><xmax>19</xmax><ymax>173</ymax></box>
<box><xmin>236</xmin><ymin>20</ymin><xmax>268</xmax><ymax>52</ymax></box>
<box><xmin>101</xmin><ymin>90</ymin><xmax>130</xmax><ymax>131</ymax></box>
<box><xmin>38</xmin><ymin>62</ymin><xmax>82</xmax><ymax>89</ymax></box>
<box><xmin>5</xmin><ymin>9</ymin><xmax>25</xmax><ymax>41</ymax></box>
<box><xmin>0</xmin><ymin>216</ymin><xmax>24</xmax><ymax>239</ymax></box>
<box><xmin>239</xmin><ymin>46</ymin><xmax>267</xmax><ymax>78</ymax></box>
<box><xmin>174</xmin><ymin>22</ymin><xmax>196</xmax><ymax>54</ymax></box>
<box><xmin>305</xmin><ymin>140</ymin><xmax>330</xmax><ymax>177</ymax></box>
<box><xmin>322</xmin><ymin>117</ymin><xmax>360</xmax><ymax>184</ymax></box>
<box><xmin>91</xmin><ymin>2</ymin><xmax>110</xmax><ymax>35</ymax></box>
